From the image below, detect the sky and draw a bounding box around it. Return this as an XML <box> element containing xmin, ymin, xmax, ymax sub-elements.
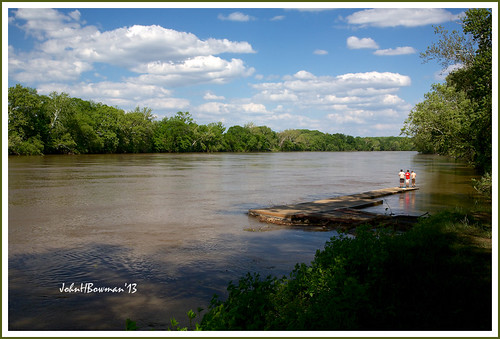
<box><xmin>4</xmin><ymin>3</ymin><xmax>487</xmax><ymax>137</ymax></box>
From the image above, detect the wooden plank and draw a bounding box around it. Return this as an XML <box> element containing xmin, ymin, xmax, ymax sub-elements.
<box><xmin>248</xmin><ymin>186</ymin><xmax>419</xmax><ymax>225</ymax></box>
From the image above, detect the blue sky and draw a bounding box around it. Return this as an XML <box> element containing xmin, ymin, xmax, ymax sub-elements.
<box><xmin>6</xmin><ymin>3</ymin><xmax>479</xmax><ymax>136</ymax></box>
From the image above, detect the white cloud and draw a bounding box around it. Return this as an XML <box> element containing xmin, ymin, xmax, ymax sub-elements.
<box><xmin>374</xmin><ymin>46</ymin><xmax>417</xmax><ymax>56</ymax></box>
<box><xmin>9</xmin><ymin>9</ymin><xmax>256</xmax><ymax>88</ymax></box>
<box><xmin>327</xmin><ymin>112</ymin><xmax>365</xmax><ymax>124</ymax></box>
<box><xmin>197</xmin><ymin>101</ymin><xmax>270</xmax><ymax>116</ymax></box>
<box><xmin>346</xmin><ymin>8</ymin><xmax>460</xmax><ymax>28</ymax></box>
<box><xmin>36</xmin><ymin>81</ymin><xmax>190</xmax><ymax>112</ymax></box>
<box><xmin>9</xmin><ymin>52</ymin><xmax>92</xmax><ymax>82</ymax></box>
<box><xmin>264</xmin><ymin>113</ymin><xmax>322</xmax><ymax>131</ymax></box>
<box><xmin>12</xmin><ymin>8</ymin><xmax>82</xmax><ymax>40</ymax></box>
<box><xmin>254</xmin><ymin>89</ymin><xmax>299</xmax><ymax>102</ymax></box>
<box><xmin>336</xmin><ymin>71</ymin><xmax>411</xmax><ymax>88</ymax></box>
<box><xmin>251</xmin><ymin>70</ymin><xmax>412</xmax><ymax>134</ymax></box>
<box><xmin>270</xmin><ymin>15</ymin><xmax>285</xmax><ymax>21</ymax></box>
<box><xmin>218</xmin><ymin>12</ymin><xmax>255</xmax><ymax>22</ymax></box>
<box><xmin>314</xmin><ymin>49</ymin><xmax>328</xmax><ymax>55</ymax></box>
<box><xmin>204</xmin><ymin>91</ymin><xmax>226</xmax><ymax>100</ymax></box>
<box><xmin>293</xmin><ymin>70</ymin><xmax>316</xmax><ymax>80</ymax></box>
<box><xmin>347</xmin><ymin>36</ymin><xmax>379</xmax><ymax>49</ymax></box>
<box><xmin>197</xmin><ymin>102</ymin><xmax>231</xmax><ymax>115</ymax></box>
<box><xmin>131</xmin><ymin>57</ymin><xmax>255</xmax><ymax>87</ymax></box>
<box><xmin>68</xmin><ymin>24</ymin><xmax>255</xmax><ymax>67</ymax></box>
<box><xmin>38</xmin><ymin>81</ymin><xmax>171</xmax><ymax>100</ymax></box>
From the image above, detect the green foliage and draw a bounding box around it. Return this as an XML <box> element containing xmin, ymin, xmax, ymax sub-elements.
<box><xmin>200</xmin><ymin>210</ymin><xmax>492</xmax><ymax>330</ymax></box>
<box><xmin>472</xmin><ymin>172</ymin><xmax>492</xmax><ymax>197</ymax></box>
<box><xmin>402</xmin><ymin>83</ymin><xmax>475</xmax><ymax>158</ymax></box>
<box><xmin>153</xmin><ymin>112</ymin><xmax>196</xmax><ymax>152</ymax></box>
<box><xmin>8</xmin><ymin>85</ymin><xmax>48</xmax><ymax>155</ymax></box>
<box><xmin>201</xmin><ymin>273</ymin><xmax>282</xmax><ymax>330</ymax></box>
<box><xmin>404</xmin><ymin>8</ymin><xmax>492</xmax><ymax>173</ymax></box>
<box><xmin>118</xmin><ymin>107</ymin><xmax>155</xmax><ymax>153</ymax></box>
<box><xmin>126</xmin><ymin>309</ymin><xmax>202</xmax><ymax>331</ymax></box>
<box><xmin>125</xmin><ymin>318</ymin><xmax>138</xmax><ymax>331</ymax></box>
<box><xmin>8</xmin><ymin>85</ymin><xmax>415</xmax><ymax>156</ymax></box>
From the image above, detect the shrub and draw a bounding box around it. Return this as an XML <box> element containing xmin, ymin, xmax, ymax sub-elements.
<box><xmin>200</xmin><ymin>211</ymin><xmax>492</xmax><ymax>330</ymax></box>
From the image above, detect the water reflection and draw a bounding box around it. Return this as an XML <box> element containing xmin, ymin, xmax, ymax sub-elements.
<box><xmin>399</xmin><ymin>190</ymin><xmax>416</xmax><ymax>214</ymax></box>
<box><xmin>8</xmin><ymin>152</ymin><xmax>484</xmax><ymax>330</ymax></box>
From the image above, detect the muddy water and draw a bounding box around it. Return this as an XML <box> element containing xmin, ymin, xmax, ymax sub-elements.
<box><xmin>7</xmin><ymin>152</ymin><xmax>481</xmax><ymax>330</ymax></box>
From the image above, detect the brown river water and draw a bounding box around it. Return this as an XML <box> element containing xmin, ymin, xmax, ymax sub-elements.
<box><xmin>7</xmin><ymin>151</ymin><xmax>482</xmax><ymax>330</ymax></box>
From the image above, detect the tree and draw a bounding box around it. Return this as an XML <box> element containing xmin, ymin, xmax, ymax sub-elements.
<box><xmin>8</xmin><ymin>85</ymin><xmax>48</xmax><ymax>155</ymax></box>
<box><xmin>277</xmin><ymin>129</ymin><xmax>303</xmax><ymax>151</ymax></box>
<box><xmin>404</xmin><ymin>8</ymin><xmax>492</xmax><ymax>172</ymax></box>
<box><xmin>420</xmin><ymin>25</ymin><xmax>476</xmax><ymax>70</ymax></box>
<box><xmin>92</xmin><ymin>103</ymin><xmax>122</xmax><ymax>153</ymax></box>
<box><xmin>192</xmin><ymin>122</ymin><xmax>226</xmax><ymax>152</ymax></box>
<box><xmin>44</xmin><ymin>91</ymin><xmax>79</xmax><ymax>154</ymax></box>
<box><xmin>402</xmin><ymin>83</ymin><xmax>475</xmax><ymax>159</ymax></box>
<box><xmin>223</xmin><ymin>125</ymin><xmax>252</xmax><ymax>152</ymax></box>
<box><xmin>118</xmin><ymin>106</ymin><xmax>155</xmax><ymax>153</ymax></box>
<box><xmin>449</xmin><ymin>9</ymin><xmax>492</xmax><ymax>172</ymax></box>
<box><xmin>153</xmin><ymin>112</ymin><xmax>196</xmax><ymax>152</ymax></box>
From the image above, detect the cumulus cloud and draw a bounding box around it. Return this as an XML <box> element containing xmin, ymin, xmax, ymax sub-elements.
<box><xmin>9</xmin><ymin>9</ymin><xmax>256</xmax><ymax>88</ymax></box>
<box><xmin>374</xmin><ymin>46</ymin><xmax>417</xmax><ymax>56</ymax></box>
<box><xmin>37</xmin><ymin>81</ymin><xmax>190</xmax><ymax>112</ymax></box>
<box><xmin>218</xmin><ymin>12</ymin><xmax>255</xmax><ymax>22</ymax></box>
<box><xmin>346</xmin><ymin>8</ymin><xmax>460</xmax><ymax>27</ymax></box>
<box><xmin>204</xmin><ymin>91</ymin><xmax>226</xmax><ymax>100</ymax></box>
<box><xmin>347</xmin><ymin>36</ymin><xmax>379</xmax><ymax>49</ymax></box>
<box><xmin>197</xmin><ymin>101</ymin><xmax>269</xmax><ymax>115</ymax></box>
<box><xmin>251</xmin><ymin>70</ymin><xmax>412</xmax><ymax>133</ymax></box>
<box><xmin>130</xmin><ymin>56</ymin><xmax>255</xmax><ymax>87</ymax></box>
<box><xmin>12</xmin><ymin>8</ymin><xmax>83</xmax><ymax>40</ymax></box>
<box><xmin>66</xmin><ymin>24</ymin><xmax>255</xmax><ymax>67</ymax></box>
<box><xmin>8</xmin><ymin>51</ymin><xmax>92</xmax><ymax>82</ymax></box>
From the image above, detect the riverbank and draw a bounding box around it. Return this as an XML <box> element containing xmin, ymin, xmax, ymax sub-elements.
<box><xmin>197</xmin><ymin>206</ymin><xmax>493</xmax><ymax>331</ymax></box>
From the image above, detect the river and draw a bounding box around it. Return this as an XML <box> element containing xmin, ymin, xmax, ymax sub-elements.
<box><xmin>7</xmin><ymin>151</ymin><xmax>481</xmax><ymax>330</ymax></box>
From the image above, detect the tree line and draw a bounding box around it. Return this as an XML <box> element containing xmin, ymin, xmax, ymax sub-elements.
<box><xmin>402</xmin><ymin>8</ymin><xmax>492</xmax><ymax>173</ymax></box>
<box><xmin>8</xmin><ymin>84</ymin><xmax>414</xmax><ymax>155</ymax></box>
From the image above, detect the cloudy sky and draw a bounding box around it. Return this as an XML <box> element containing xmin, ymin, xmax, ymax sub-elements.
<box><xmin>6</xmin><ymin>3</ymin><xmax>472</xmax><ymax>136</ymax></box>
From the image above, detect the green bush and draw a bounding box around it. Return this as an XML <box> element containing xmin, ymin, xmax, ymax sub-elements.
<box><xmin>200</xmin><ymin>211</ymin><xmax>492</xmax><ymax>330</ymax></box>
<box><xmin>472</xmin><ymin>172</ymin><xmax>492</xmax><ymax>196</ymax></box>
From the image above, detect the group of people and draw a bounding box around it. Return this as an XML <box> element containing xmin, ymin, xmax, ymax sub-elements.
<box><xmin>399</xmin><ymin>169</ymin><xmax>416</xmax><ymax>188</ymax></box>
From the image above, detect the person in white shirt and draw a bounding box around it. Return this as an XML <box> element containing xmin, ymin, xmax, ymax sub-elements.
<box><xmin>411</xmin><ymin>171</ymin><xmax>417</xmax><ymax>187</ymax></box>
<box><xmin>398</xmin><ymin>169</ymin><xmax>405</xmax><ymax>188</ymax></box>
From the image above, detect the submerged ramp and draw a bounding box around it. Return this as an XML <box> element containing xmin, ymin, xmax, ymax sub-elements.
<box><xmin>248</xmin><ymin>187</ymin><xmax>419</xmax><ymax>226</ymax></box>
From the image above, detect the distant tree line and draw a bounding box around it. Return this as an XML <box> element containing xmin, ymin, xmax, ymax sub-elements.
<box><xmin>8</xmin><ymin>84</ymin><xmax>415</xmax><ymax>156</ymax></box>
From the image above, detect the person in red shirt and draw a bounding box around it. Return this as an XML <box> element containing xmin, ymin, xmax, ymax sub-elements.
<box><xmin>405</xmin><ymin>170</ymin><xmax>411</xmax><ymax>188</ymax></box>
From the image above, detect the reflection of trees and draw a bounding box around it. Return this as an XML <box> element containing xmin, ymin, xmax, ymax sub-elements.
<box><xmin>411</xmin><ymin>154</ymin><xmax>479</xmax><ymax>211</ymax></box>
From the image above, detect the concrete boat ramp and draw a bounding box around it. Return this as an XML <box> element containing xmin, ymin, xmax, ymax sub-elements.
<box><xmin>248</xmin><ymin>187</ymin><xmax>419</xmax><ymax>228</ymax></box>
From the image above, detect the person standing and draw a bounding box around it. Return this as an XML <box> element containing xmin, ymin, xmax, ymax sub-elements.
<box><xmin>399</xmin><ymin>169</ymin><xmax>405</xmax><ymax>188</ymax></box>
<box><xmin>411</xmin><ymin>170</ymin><xmax>416</xmax><ymax>187</ymax></box>
<box><xmin>405</xmin><ymin>170</ymin><xmax>411</xmax><ymax>188</ymax></box>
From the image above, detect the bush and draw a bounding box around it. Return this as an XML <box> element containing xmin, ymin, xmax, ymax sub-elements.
<box><xmin>200</xmin><ymin>211</ymin><xmax>492</xmax><ymax>330</ymax></box>
<box><xmin>472</xmin><ymin>172</ymin><xmax>492</xmax><ymax>196</ymax></box>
